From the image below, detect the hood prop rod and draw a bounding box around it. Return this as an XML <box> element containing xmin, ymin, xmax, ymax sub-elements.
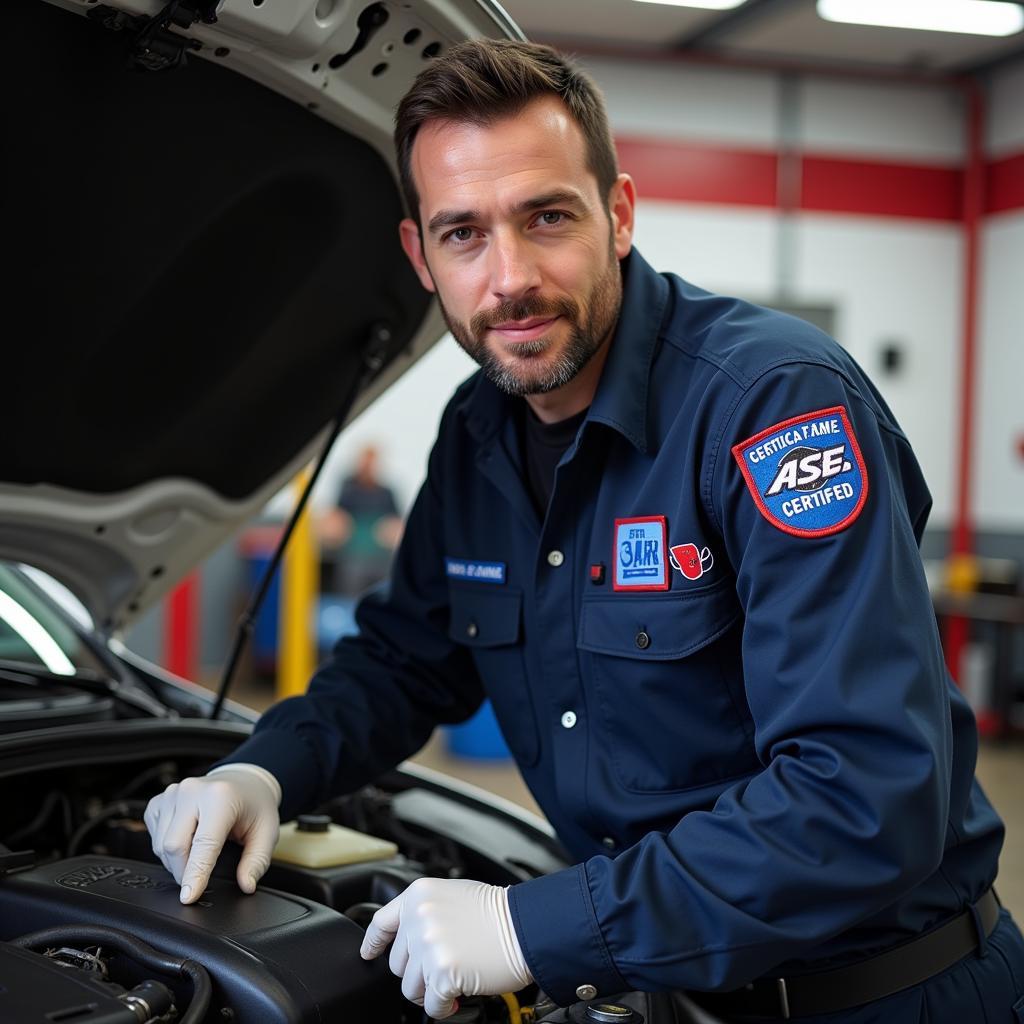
<box><xmin>209</xmin><ymin>324</ymin><xmax>393</xmax><ymax>721</ymax></box>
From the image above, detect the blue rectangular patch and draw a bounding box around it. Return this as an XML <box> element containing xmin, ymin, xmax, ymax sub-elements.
<box><xmin>445</xmin><ymin>558</ymin><xmax>507</xmax><ymax>584</ymax></box>
<box><xmin>613</xmin><ymin>516</ymin><xmax>669</xmax><ymax>591</ymax></box>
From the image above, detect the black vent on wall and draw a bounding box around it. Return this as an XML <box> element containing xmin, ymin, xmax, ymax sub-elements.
<box><xmin>3</xmin><ymin>1</ymin><xmax>430</xmax><ymax>500</ymax></box>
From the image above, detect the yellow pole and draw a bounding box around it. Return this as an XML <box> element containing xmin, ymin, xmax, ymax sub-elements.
<box><xmin>277</xmin><ymin>466</ymin><xmax>318</xmax><ymax>699</ymax></box>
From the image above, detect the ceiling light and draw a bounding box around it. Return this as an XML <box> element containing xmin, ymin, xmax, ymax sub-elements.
<box><xmin>633</xmin><ymin>0</ymin><xmax>748</xmax><ymax>10</ymax></box>
<box><xmin>817</xmin><ymin>0</ymin><xmax>1024</xmax><ymax>37</ymax></box>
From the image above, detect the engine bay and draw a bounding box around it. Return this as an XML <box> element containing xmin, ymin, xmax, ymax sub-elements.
<box><xmin>0</xmin><ymin>752</ymin><xmax>672</xmax><ymax>1023</ymax></box>
<box><xmin>0</xmin><ymin>613</ymin><xmax>706</xmax><ymax>1024</ymax></box>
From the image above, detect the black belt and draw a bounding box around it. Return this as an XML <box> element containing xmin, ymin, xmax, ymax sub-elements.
<box><xmin>691</xmin><ymin>888</ymin><xmax>1001</xmax><ymax>1020</ymax></box>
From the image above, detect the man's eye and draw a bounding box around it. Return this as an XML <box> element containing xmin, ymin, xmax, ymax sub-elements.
<box><xmin>538</xmin><ymin>211</ymin><xmax>565</xmax><ymax>226</ymax></box>
<box><xmin>448</xmin><ymin>227</ymin><xmax>474</xmax><ymax>243</ymax></box>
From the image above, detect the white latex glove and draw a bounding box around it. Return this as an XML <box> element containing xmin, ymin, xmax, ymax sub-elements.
<box><xmin>360</xmin><ymin>877</ymin><xmax>533</xmax><ymax>1020</ymax></box>
<box><xmin>143</xmin><ymin>764</ymin><xmax>281</xmax><ymax>904</ymax></box>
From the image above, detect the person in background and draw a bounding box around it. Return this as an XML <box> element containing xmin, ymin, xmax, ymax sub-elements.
<box><xmin>319</xmin><ymin>445</ymin><xmax>403</xmax><ymax>596</ymax></box>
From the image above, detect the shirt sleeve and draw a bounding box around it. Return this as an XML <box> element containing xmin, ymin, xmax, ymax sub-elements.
<box><xmin>508</xmin><ymin>361</ymin><xmax>953</xmax><ymax>1001</ymax></box>
<box><xmin>217</xmin><ymin>406</ymin><xmax>485</xmax><ymax>821</ymax></box>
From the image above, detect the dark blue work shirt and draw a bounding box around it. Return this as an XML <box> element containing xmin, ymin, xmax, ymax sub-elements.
<box><xmin>225</xmin><ymin>249</ymin><xmax>1005</xmax><ymax>1004</ymax></box>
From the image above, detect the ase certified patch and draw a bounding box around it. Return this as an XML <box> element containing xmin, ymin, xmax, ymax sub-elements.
<box><xmin>613</xmin><ymin>516</ymin><xmax>669</xmax><ymax>591</ymax></box>
<box><xmin>731</xmin><ymin>405</ymin><xmax>868</xmax><ymax>538</ymax></box>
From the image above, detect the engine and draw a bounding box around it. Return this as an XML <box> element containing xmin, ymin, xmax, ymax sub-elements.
<box><xmin>0</xmin><ymin>852</ymin><xmax>399</xmax><ymax>1021</ymax></box>
<box><xmin>0</xmin><ymin>705</ymin><xmax>733</xmax><ymax>1024</ymax></box>
<box><xmin>0</xmin><ymin>754</ymin><xmax>681</xmax><ymax>1023</ymax></box>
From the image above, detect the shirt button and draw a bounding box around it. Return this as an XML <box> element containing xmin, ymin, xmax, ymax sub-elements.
<box><xmin>547</xmin><ymin>550</ymin><xmax>565</xmax><ymax>567</ymax></box>
<box><xmin>576</xmin><ymin>984</ymin><xmax>598</xmax><ymax>1001</ymax></box>
<box><xmin>602</xmin><ymin>836</ymin><xmax>617</xmax><ymax>850</ymax></box>
<box><xmin>561</xmin><ymin>710</ymin><xmax>577</xmax><ymax>729</ymax></box>
<box><xmin>634</xmin><ymin>630</ymin><xmax>651</xmax><ymax>650</ymax></box>
<box><xmin>466</xmin><ymin>622</ymin><xmax>478</xmax><ymax>638</ymax></box>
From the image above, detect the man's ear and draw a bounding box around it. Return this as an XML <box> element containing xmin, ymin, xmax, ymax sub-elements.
<box><xmin>399</xmin><ymin>218</ymin><xmax>436</xmax><ymax>293</ymax></box>
<box><xmin>608</xmin><ymin>174</ymin><xmax>636</xmax><ymax>260</ymax></box>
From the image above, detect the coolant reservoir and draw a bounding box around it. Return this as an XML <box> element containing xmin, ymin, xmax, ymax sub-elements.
<box><xmin>272</xmin><ymin>814</ymin><xmax>398</xmax><ymax>868</ymax></box>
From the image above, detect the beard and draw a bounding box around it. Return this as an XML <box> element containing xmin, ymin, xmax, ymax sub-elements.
<box><xmin>438</xmin><ymin>245</ymin><xmax>622</xmax><ymax>397</ymax></box>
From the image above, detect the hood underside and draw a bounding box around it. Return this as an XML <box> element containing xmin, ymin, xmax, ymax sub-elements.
<box><xmin>0</xmin><ymin>0</ymin><xmax>523</xmax><ymax>631</ymax></box>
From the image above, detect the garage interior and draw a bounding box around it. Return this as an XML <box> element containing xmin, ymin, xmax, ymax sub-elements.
<box><xmin>109</xmin><ymin>0</ymin><xmax>1024</xmax><ymax>930</ymax></box>
<box><xmin>4</xmin><ymin>2</ymin><xmax>1023</xmax><ymax>1022</ymax></box>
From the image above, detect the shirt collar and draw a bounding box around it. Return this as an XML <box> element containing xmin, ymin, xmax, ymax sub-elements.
<box><xmin>585</xmin><ymin>247</ymin><xmax>668</xmax><ymax>453</ymax></box>
<box><xmin>461</xmin><ymin>247</ymin><xmax>669</xmax><ymax>453</ymax></box>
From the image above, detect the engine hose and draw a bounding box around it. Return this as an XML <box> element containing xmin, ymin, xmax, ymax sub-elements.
<box><xmin>10</xmin><ymin>924</ymin><xmax>212</xmax><ymax>1024</ymax></box>
<box><xmin>500</xmin><ymin>991</ymin><xmax>523</xmax><ymax>1024</ymax></box>
<box><xmin>66</xmin><ymin>800</ymin><xmax>148</xmax><ymax>857</ymax></box>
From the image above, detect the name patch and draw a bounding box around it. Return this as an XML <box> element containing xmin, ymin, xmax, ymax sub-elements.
<box><xmin>731</xmin><ymin>405</ymin><xmax>868</xmax><ymax>538</ymax></box>
<box><xmin>613</xmin><ymin>516</ymin><xmax>669</xmax><ymax>591</ymax></box>
<box><xmin>445</xmin><ymin>558</ymin><xmax>506</xmax><ymax>584</ymax></box>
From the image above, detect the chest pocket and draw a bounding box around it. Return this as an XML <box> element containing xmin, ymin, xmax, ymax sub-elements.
<box><xmin>578</xmin><ymin>579</ymin><xmax>757</xmax><ymax>793</ymax></box>
<box><xmin>447</xmin><ymin>585</ymin><xmax>539</xmax><ymax>767</ymax></box>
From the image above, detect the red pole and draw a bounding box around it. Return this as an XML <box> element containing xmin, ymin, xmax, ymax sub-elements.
<box><xmin>945</xmin><ymin>79</ymin><xmax>984</xmax><ymax>685</ymax></box>
<box><xmin>164</xmin><ymin>572</ymin><xmax>200</xmax><ymax>680</ymax></box>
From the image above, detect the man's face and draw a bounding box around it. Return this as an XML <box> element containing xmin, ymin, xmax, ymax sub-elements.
<box><xmin>399</xmin><ymin>96</ymin><xmax>635</xmax><ymax>398</ymax></box>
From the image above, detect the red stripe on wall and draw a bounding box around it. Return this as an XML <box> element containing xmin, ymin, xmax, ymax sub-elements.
<box><xmin>615</xmin><ymin>137</ymin><xmax>778</xmax><ymax>208</ymax></box>
<box><xmin>986</xmin><ymin>151</ymin><xmax>1024</xmax><ymax>216</ymax></box>
<box><xmin>615</xmin><ymin>136</ymin><xmax>1024</xmax><ymax>220</ymax></box>
<box><xmin>800</xmin><ymin>156</ymin><xmax>962</xmax><ymax>222</ymax></box>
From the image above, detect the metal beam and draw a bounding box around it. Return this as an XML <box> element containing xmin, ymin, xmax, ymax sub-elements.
<box><xmin>950</xmin><ymin>40</ymin><xmax>1024</xmax><ymax>78</ymax></box>
<box><xmin>672</xmin><ymin>0</ymin><xmax>804</xmax><ymax>53</ymax></box>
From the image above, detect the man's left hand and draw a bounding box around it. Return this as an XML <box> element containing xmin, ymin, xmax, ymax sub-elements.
<box><xmin>359</xmin><ymin>877</ymin><xmax>534</xmax><ymax>1019</ymax></box>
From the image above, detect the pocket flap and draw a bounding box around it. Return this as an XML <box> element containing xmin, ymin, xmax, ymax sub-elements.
<box><xmin>448</xmin><ymin>585</ymin><xmax>522</xmax><ymax>647</ymax></box>
<box><xmin>578</xmin><ymin>581</ymin><xmax>740</xmax><ymax>660</ymax></box>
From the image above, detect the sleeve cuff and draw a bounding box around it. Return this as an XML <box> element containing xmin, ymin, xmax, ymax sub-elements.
<box><xmin>507</xmin><ymin>863</ymin><xmax>627</xmax><ymax>1006</ymax></box>
<box><xmin>212</xmin><ymin>727</ymin><xmax>322</xmax><ymax>821</ymax></box>
<box><xmin>207</xmin><ymin>763</ymin><xmax>282</xmax><ymax>806</ymax></box>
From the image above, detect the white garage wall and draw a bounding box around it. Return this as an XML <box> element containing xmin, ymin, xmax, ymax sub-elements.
<box><xmin>632</xmin><ymin>201</ymin><xmax>779</xmax><ymax>295</ymax></box>
<box><xmin>793</xmin><ymin>216</ymin><xmax>961</xmax><ymax>523</ymax></box>
<box><xmin>976</xmin><ymin>214</ymin><xmax>1024</xmax><ymax>531</ymax></box>
<box><xmin>579</xmin><ymin>58</ymin><xmax>781</xmax><ymax>148</ymax></box>
<box><xmin>975</xmin><ymin>58</ymin><xmax>1024</xmax><ymax>530</ymax></box>
<box><xmin>986</xmin><ymin>57</ymin><xmax>1024</xmax><ymax>158</ymax></box>
<box><xmin>797</xmin><ymin>75</ymin><xmax>964</xmax><ymax>162</ymax></box>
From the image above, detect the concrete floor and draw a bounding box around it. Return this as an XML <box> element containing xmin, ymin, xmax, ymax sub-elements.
<box><xmin>232</xmin><ymin>679</ymin><xmax>1023</xmax><ymax>918</ymax></box>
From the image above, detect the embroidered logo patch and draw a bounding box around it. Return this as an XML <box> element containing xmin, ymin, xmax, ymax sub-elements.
<box><xmin>669</xmin><ymin>543</ymin><xmax>714</xmax><ymax>581</ymax></box>
<box><xmin>445</xmin><ymin>558</ymin><xmax>506</xmax><ymax>584</ymax></box>
<box><xmin>613</xmin><ymin>516</ymin><xmax>669</xmax><ymax>591</ymax></box>
<box><xmin>731</xmin><ymin>405</ymin><xmax>868</xmax><ymax>538</ymax></box>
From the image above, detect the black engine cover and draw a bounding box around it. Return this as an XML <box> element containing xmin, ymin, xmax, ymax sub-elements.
<box><xmin>0</xmin><ymin>855</ymin><xmax>401</xmax><ymax>1022</ymax></box>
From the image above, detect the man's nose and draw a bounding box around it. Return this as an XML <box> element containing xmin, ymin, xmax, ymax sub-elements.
<box><xmin>488</xmin><ymin>230</ymin><xmax>542</xmax><ymax>302</ymax></box>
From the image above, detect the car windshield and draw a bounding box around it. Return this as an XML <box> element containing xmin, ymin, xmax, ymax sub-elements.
<box><xmin>0</xmin><ymin>563</ymin><xmax>107</xmax><ymax>678</ymax></box>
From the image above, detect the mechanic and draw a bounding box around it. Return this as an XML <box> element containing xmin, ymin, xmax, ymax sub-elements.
<box><xmin>145</xmin><ymin>39</ymin><xmax>1024</xmax><ymax>1023</ymax></box>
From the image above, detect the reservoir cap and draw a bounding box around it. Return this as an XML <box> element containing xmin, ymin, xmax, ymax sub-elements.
<box><xmin>296</xmin><ymin>814</ymin><xmax>332</xmax><ymax>833</ymax></box>
<box><xmin>585</xmin><ymin>1006</ymin><xmax>636</xmax><ymax>1023</ymax></box>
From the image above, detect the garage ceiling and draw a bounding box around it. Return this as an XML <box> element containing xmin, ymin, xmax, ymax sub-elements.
<box><xmin>501</xmin><ymin>0</ymin><xmax>1024</xmax><ymax>77</ymax></box>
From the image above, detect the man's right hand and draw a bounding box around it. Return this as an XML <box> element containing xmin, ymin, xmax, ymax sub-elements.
<box><xmin>144</xmin><ymin>764</ymin><xmax>282</xmax><ymax>904</ymax></box>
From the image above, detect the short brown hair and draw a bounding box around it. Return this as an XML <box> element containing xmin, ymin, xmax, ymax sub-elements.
<box><xmin>394</xmin><ymin>39</ymin><xmax>618</xmax><ymax>224</ymax></box>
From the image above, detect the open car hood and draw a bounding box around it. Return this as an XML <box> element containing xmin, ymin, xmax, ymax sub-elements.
<box><xmin>0</xmin><ymin>0</ymin><xmax>523</xmax><ymax>632</ymax></box>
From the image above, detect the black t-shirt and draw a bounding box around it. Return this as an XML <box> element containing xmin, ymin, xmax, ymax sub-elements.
<box><xmin>520</xmin><ymin>403</ymin><xmax>588</xmax><ymax>515</ymax></box>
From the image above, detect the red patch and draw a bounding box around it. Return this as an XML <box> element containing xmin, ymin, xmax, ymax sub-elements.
<box><xmin>669</xmin><ymin>543</ymin><xmax>714</xmax><ymax>581</ymax></box>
